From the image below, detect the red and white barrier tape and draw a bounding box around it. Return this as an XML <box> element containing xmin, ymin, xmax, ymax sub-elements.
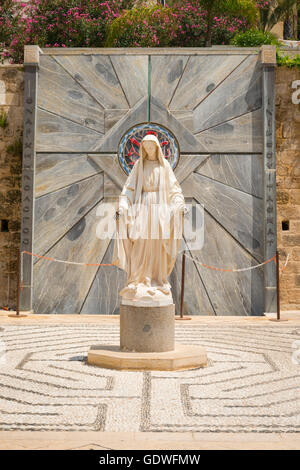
<box><xmin>20</xmin><ymin>250</ymin><xmax>290</xmax><ymax>291</ymax></box>
<box><xmin>184</xmin><ymin>252</ymin><xmax>290</xmax><ymax>274</ymax></box>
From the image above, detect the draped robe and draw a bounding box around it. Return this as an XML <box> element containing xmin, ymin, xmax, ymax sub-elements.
<box><xmin>112</xmin><ymin>140</ymin><xmax>186</xmax><ymax>303</ymax></box>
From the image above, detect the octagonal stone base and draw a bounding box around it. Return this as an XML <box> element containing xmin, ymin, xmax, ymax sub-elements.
<box><xmin>87</xmin><ymin>343</ymin><xmax>208</xmax><ymax>371</ymax></box>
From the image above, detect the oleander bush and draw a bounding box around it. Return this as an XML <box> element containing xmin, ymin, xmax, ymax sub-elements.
<box><xmin>0</xmin><ymin>0</ymin><xmax>129</xmax><ymax>64</ymax></box>
<box><xmin>2</xmin><ymin>0</ymin><xmax>299</xmax><ymax>69</ymax></box>
<box><xmin>169</xmin><ymin>3</ymin><xmax>250</xmax><ymax>47</ymax></box>
<box><xmin>1</xmin><ymin>0</ymin><xmax>258</xmax><ymax>62</ymax></box>
<box><xmin>170</xmin><ymin>0</ymin><xmax>257</xmax><ymax>46</ymax></box>
<box><xmin>105</xmin><ymin>4</ymin><xmax>178</xmax><ymax>47</ymax></box>
<box><xmin>106</xmin><ymin>1</ymin><xmax>253</xmax><ymax>48</ymax></box>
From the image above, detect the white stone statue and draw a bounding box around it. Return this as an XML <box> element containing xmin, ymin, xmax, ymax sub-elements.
<box><xmin>112</xmin><ymin>134</ymin><xmax>187</xmax><ymax>306</ymax></box>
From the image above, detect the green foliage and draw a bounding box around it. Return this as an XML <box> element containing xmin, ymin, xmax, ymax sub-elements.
<box><xmin>105</xmin><ymin>5</ymin><xmax>177</xmax><ymax>47</ymax></box>
<box><xmin>256</xmin><ymin>0</ymin><xmax>298</xmax><ymax>33</ymax></box>
<box><xmin>209</xmin><ymin>0</ymin><xmax>258</xmax><ymax>24</ymax></box>
<box><xmin>6</xmin><ymin>139</ymin><xmax>22</xmax><ymax>157</ymax></box>
<box><xmin>230</xmin><ymin>28</ymin><xmax>281</xmax><ymax>46</ymax></box>
<box><xmin>298</xmin><ymin>1</ymin><xmax>300</xmax><ymax>40</ymax></box>
<box><xmin>276</xmin><ymin>48</ymin><xmax>300</xmax><ymax>69</ymax></box>
<box><xmin>185</xmin><ymin>0</ymin><xmax>258</xmax><ymax>46</ymax></box>
<box><xmin>106</xmin><ymin>1</ymin><xmax>253</xmax><ymax>48</ymax></box>
<box><xmin>1</xmin><ymin>0</ymin><xmax>129</xmax><ymax>63</ymax></box>
<box><xmin>230</xmin><ymin>29</ymin><xmax>300</xmax><ymax>69</ymax></box>
<box><xmin>0</xmin><ymin>109</ymin><xmax>9</xmax><ymax>128</ymax></box>
<box><xmin>2</xmin><ymin>0</ymin><xmax>296</xmax><ymax>59</ymax></box>
<box><xmin>0</xmin><ymin>0</ymin><xmax>23</xmax><ymax>64</ymax></box>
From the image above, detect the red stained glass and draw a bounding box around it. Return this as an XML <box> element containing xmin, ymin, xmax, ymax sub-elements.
<box><xmin>145</xmin><ymin>130</ymin><xmax>158</xmax><ymax>136</ymax></box>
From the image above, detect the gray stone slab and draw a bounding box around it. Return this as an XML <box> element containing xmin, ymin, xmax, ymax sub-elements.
<box><xmin>105</xmin><ymin>109</ymin><xmax>128</xmax><ymax>133</ymax></box>
<box><xmin>34</xmin><ymin>172</ymin><xmax>104</xmax><ymax>258</ymax></box>
<box><xmin>195</xmin><ymin>108</ymin><xmax>263</xmax><ymax>153</ymax></box>
<box><xmin>87</xmin><ymin>154</ymin><xmax>126</xmax><ymax>190</ymax></box>
<box><xmin>53</xmin><ymin>54</ymin><xmax>129</xmax><ymax>109</ymax></box>
<box><xmin>195</xmin><ymin>153</ymin><xmax>263</xmax><ymax>199</ymax></box>
<box><xmin>170</xmin><ymin>241</ymin><xmax>216</xmax><ymax>316</ymax></box>
<box><xmin>265</xmin><ymin>287</ymin><xmax>277</xmax><ymax>313</ymax></box>
<box><xmin>193</xmin><ymin>172</ymin><xmax>264</xmax><ymax>262</ymax></box>
<box><xmin>151</xmin><ymin>55</ymin><xmax>189</xmax><ymax>107</ymax></box>
<box><xmin>38</xmin><ymin>55</ymin><xmax>104</xmax><ymax>133</ymax></box>
<box><xmin>20</xmin><ymin>64</ymin><xmax>38</xmax><ymax>312</ymax></box>
<box><xmin>27</xmin><ymin>47</ymin><xmax>272</xmax><ymax>317</ymax></box>
<box><xmin>184</xmin><ymin>203</ymin><xmax>264</xmax><ymax>316</ymax></box>
<box><xmin>110</xmin><ymin>55</ymin><xmax>148</xmax><ymax>108</ymax></box>
<box><xmin>264</xmin><ymin>170</ymin><xmax>277</xmax><ymax>288</ymax></box>
<box><xmin>174</xmin><ymin>154</ymin><xmax>209</xmax><ymax>184</ymax></box>
<box><xmin>262</xmin><ymin>65</ymin><xmax>277</xmax><ymax>312</ymax></box>
<box><xmin>35</xmin><ymin>153</ymin><xmax>102</xmax><ymax>197</ymax></box>
<box><xmin>171</xmin><ymin>110</ymin><xmax>194</xmax><ymax>131</ymax></box>
<box><xmin>194</xmin><ymin>55</ymin><xmax>262</xmax><ymax>133</ymax></box>
<box><xmin>36</xmin><ymin>108</ymin><xmax>104</xmax><ymax>152</ymax></box>
<box><xmin>150</xmin><ymin>96</ymin><xmax>208</xmax><ymax>152</ymax></box>
<box><xmin>170</xmin><ymin>54</ymin><xmax>246</xmax><ymax>111</ymax></box>
<box><xmin>40</xmin><ymin>46</ymin><xmax>261</xmax><ymax>55</ymax></box>
<box><xmin>180</xmin><ymin>173</ymin><xmax>194</xmax><ymax>198</ymax></box>
<box><xmin>94</xmin><ymin>96</ymin><xmax>148</xmax><ymax>152</ymax></box>
<box><xmin>33</xmin><ymin>199</ymin><xmax>110</xmax><ymax>314</ymax></box>
<box><xmin>20</xmin><ymin>167</ymin><xmax>35</xmax><ymax>303</ymax></box>
<box><xmin>104</xmin><ymin>174</ymin><xmax>121</xmax><ymax>198</ymax></box>
<box><xmin>80</xmin><ymin>236</ymin><xmax>126</xmax><ymax>315</ymax></box>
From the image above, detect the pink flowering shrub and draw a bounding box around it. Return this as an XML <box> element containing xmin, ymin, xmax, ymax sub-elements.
<box><xmin>106</xmin><ymin>2</ymin><xmax>250</xmax><ymax>47</ymax></box>
<box><xmin>1</xmin><ymin>0</ymin><xmax>131</xmax><ymax>63</ymax></box>
<box><xmin>255</xmin><ymin>0</ymin><xmax>298</xmax><ymax>34</ymax></box>
<box><xmin>0</xmin><ymin>0</ymin><xmax>25</xmax><ymax>63</ymax></box>
<box><xmin>105</xmin><ymin>4</ymin><xmax>178</xmax><ymax>47</ymax></box>
<box><xmin>255</xmin><ymin>0</ymin><xmax>272</xmax><ymax>8</ymax></box>
<box><xmin>168</xmin><ymin>2</ymin><xmax>250</xmax><ymax>47</ymax></box>
<box><xmin>1</xmin><ymin>0</ymin><xmax>257</xmax><ymax>63</ymax></box>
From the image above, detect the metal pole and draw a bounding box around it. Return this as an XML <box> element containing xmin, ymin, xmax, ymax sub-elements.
<box><xmin>8</xmin><ymin>249</ymin><xmax>27</xmax><ymax>318</ymax></box>
<box><xmin>269</xmin><ymin>249</ymin><xmax>287</xmax><ymax>322</ymax></box>
<box><xmin>180</xmin><ymin>251</ymin><xmax>185</xmax><ymax>318</ymax></box>
<box><xmin>175</xmin><ymin>250</ymin><xmax>191</xmax><ymax>320</ymax></box>
<box><xmin>276</xmin><ymin>249</ymin><xmax>280</xmax><ymax>321</ymax></box>
<box><xmin>16</xmin><ymin>250</ymin><xmax>20</xmax><ymax>316</ymax></box>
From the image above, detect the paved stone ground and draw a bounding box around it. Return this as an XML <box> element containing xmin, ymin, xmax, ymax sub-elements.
<box><xmin>0</xmin><ymin>322</ymin><xmax>299</xmax><ymax>433</ymax></box>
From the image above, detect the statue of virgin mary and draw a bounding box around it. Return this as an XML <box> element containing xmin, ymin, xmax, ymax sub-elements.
<box><xmin>112</xmin><ymin>133</ymin><xmax>187</xmax><ymax>305</ymax></box>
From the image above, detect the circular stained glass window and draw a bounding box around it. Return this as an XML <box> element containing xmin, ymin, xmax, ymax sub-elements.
<box><xmin>118</xmin><ymin>123</ymin><xmax>180</xmax><ymax>175</ymax></box>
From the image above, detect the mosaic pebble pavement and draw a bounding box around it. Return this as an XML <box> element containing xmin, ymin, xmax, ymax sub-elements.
<box><xmin>0</xmin><ymin>323</ymin><xmax>299</xmax><ymax>433</ymax></box>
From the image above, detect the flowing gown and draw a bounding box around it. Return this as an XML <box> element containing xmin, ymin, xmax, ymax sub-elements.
<box><xmin>112</xmin><ymin>157</ymin><xmax>185</xmax><ymax>302</ymax></box>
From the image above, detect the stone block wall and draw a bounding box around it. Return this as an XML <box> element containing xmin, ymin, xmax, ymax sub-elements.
<box><xmin>0</xmin><ymin>63</ymin><xmax>299</xmax><ymax>312</ymax></box>
<box><xmin>0</xmin><ymin>65</ymin><xmax>24</xmax><ymax>310</ymax></box>
<box><xmin>275</xmin><ymin>66</ymin><xmax>300</xmax><ymax>310</ymax></box>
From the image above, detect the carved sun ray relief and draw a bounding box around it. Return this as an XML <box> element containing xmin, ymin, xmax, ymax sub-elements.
<box><xmin>20</xmin><ymin>46</ymin><xmax>275</xmax><ymax>317</ymax></box>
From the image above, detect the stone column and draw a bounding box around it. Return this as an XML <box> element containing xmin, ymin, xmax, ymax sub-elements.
<box><xmin>261</xmin><ymin>45</ymin><xmax>277</xmax><ymax>313</ymax></box>
<box><xmin>19</xmin><ymin>46</ymin><xmax>41</xmax><ymax>312</ymax></box>
<box><xmin>120</xmin><ymin>304</ymin><xmax>175</xmax><ymax>352</ymax></box>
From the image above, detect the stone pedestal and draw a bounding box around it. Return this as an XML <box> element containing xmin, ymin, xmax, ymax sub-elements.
<box><xmin>87</xmin><ymin>344</ymin><xmax>208</xmax><ymax>371</ymax></box>
<box><xmin>120</xmin><ymin>303</ymin><xmax>175</xmax><ymax>353</ymax></box>
<box><xmin>87</xmin><ymin>303</ymin><xmax>208</xmax><ymax>371</ymax></box>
